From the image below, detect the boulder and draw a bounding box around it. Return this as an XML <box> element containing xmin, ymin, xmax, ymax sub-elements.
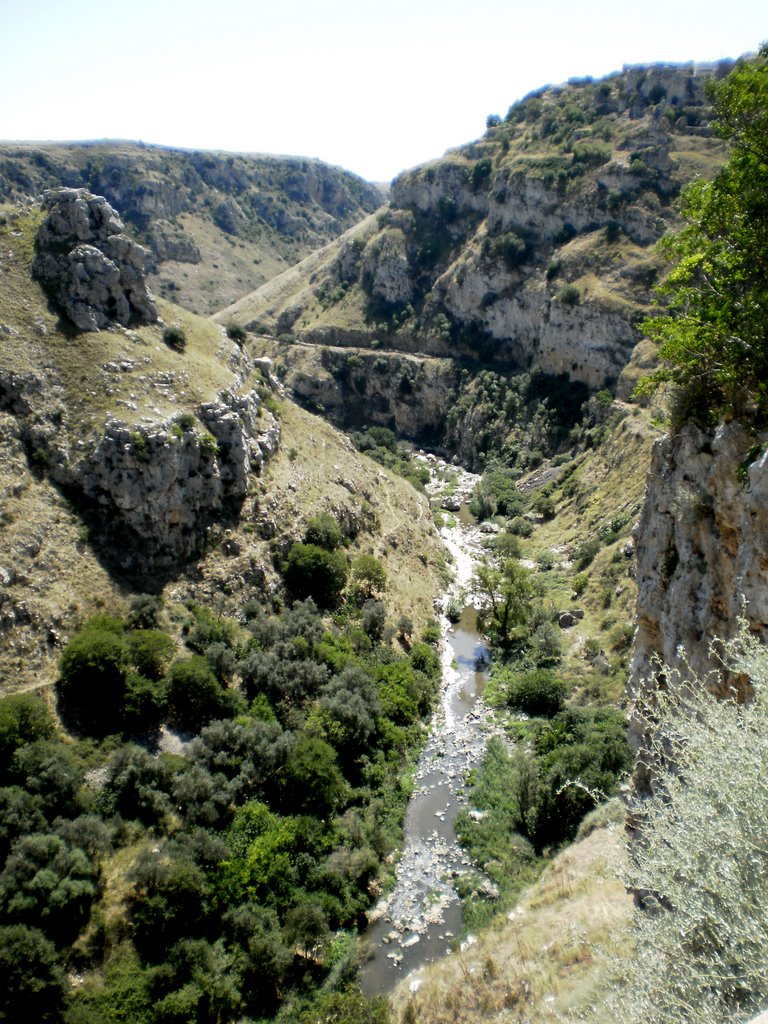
<box><xmin>33</xmin><ymin>188</ymin><xmax>158</xmax><ymax>331</ymax></box>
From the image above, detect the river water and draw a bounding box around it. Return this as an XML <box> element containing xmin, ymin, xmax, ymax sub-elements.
<box><xmin>359</xmin><ymin>464</ymin><xmax>501</xmax><ymax>996</ymax></box>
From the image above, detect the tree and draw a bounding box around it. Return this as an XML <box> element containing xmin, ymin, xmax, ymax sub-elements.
<box><xmin>166</xmin><ymin>656</ymin><xmax>243</xmax><ymax>731</ymax></box>
<box><xmin>0</xmin><ymin>833</ymin><xmax>100</xmax><ymax>945</ymax></box>
<box><xmin>361</xmin><ymin>599</ymin><xmax>387</xmax><ymax>642</ymax></box>
<box><xmin>351</xmin><ymin>554</ymin><xmax>386</xmax><ymax>600</ymax></box>
<box><xmin>283</xmin><ymin>899</ymin><xmax>330</xmax><ymax>960</ymax></box>
<box><xmin>0</xmin><ymin>693</ymin><xmax>54</xmax><ymax>781</ymax></box>
<box><xmin>281</xmin><ymin>734</ymin><xmax>347</xmax><ymax>815</ymax></box>
<box><xmin>304</xmin><ymin>512</ymin><xmax>343</xmax><ymax>551</ymax></box>
<box><xmin>0</xmin><ymin>925</ymin><xmax>66</xmax><ymax>1023</ymax></box>
<box><xmin>127</xmin><ymin>629</ymin><xmax>175</xmax><ymax>680</ymax></box>
<box><xmin>57</xmin><ymin>625</ymin><xmax>130</xmax><ymax>735</ymax></box>
<box><xmin>283</xmin><ymin>543</ymin><xmax>349</xmax><ymax>608</ymax></box>
<box><xmin>638</xmin><ymin>46</ymin><xmax>768</xmax><ymax>423</ymax></box>
<box><xmin>128</xmin><ymin>846</ymin><xmax>211</xmax><ymax>960</ymax></box>
<box><xmin>473</xmin><ymin>556</ymin><xmax>536</xmax><ymax>652</ymax></box>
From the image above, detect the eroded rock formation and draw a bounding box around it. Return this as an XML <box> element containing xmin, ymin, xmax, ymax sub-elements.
<box><xmin>628</xmin><ymin>421</ymin><xmax>768</xmax><ymax>785</ymax></box>
<box><xmin>32</xmin><ymin>188</ymin><xmax>158</xmax><ymax>331</ymax></box>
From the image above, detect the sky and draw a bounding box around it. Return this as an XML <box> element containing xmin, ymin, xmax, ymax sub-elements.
<box><xmin>1</xmin><ymin>0</ymin><xmax>765</xmax><ymax>182</ymax></box>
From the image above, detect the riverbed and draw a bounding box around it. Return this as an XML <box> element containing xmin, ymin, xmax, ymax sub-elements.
<box><xmin>359</xmin><ymin>462</ymin><xmax>502</xmax><ymax>996</ymax></box>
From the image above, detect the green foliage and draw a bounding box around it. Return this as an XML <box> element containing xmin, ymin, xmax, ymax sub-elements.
<box><xmin>126</xmin><ymin>594</ymin><xmax>163</xmax><ymax>630</ymax></box>
<box><xmin>0</xmin><ymin>575</ymin><xmax>444</xmax><ymax>1021</ymax></box>
<box><xmin>0</xmin><ymin>693</ymin><xmax>54</xmax><ymax>780</ymax></box>
<box><xmin>351</xmin><ymin>554</ymin><xmax>386</xmax><ymax>599</ymax></box>
<box><xmin>58</xmin><ymin>624</ymin><xmax>130</xmax><ymax>735</ymax></box>
<box><xmin>0</xmin><ymin>924</ymin><xmax>66</xmax><ymax>1023</ymax></box>
<box><xmin>637</xmin><ymin>46</ymin><xmax>768</xmax><ymax>423</ymax></box>
<box><xmin>473</xmin><ymin>556</ymin><xmax>537</xmax><ymax>653</ymax></box>
<box><xmin>556</xmin><ymin>283</ymin><xmax>581</xmax><ymax>306</ymax></box>
<box><xmin>295</xmin><ymin>985</ymin><xmax>390</xmax><ymax>1024</ymax></box>
<box><xmin>225</xmin><ymin>321</ymin><xmax>247</xmax><ymax>343</ymax></box>
<box><xmin>304</xmin><ymin>512</ymin><xmax>343</xmax><ymax>551</ymax></box>
<box><xmin>162</xmin><ymin>325</ymin><xmax>187</xmax><ymax>351</ymax></box>
<box><xmin>602</xmin><ymin>628</ymin><xmax>768</xmax><ymax>1024</ymax></box>
<box><xmin>498</xmin><ymin>667</ymin><xmax>568</xmax><ymax>717</ymax></box>
<box><xmin>533</xmin><ymin>706</ymin><xmax>631</xmax><ymax>848</ymax></box>
<box><xmin>0</xmin><ymin>832</ymin><xmax>100</xmax><ymax>945</ymax></box>
<box><xmin>127</xmin><ymin>630</ymin><xmax>175</xmax><ymax>681</ymax></box>
<box><xmin>166</xmin><ymin>657</ymin><xmax>242</xmax><ymax>731</ymax></box>
<box><xmin>483</xmin><ymin>230</ymin><xmax>528</xmax><ymax>268</ymax></box>
<box><xmin>456</xmin><ymin>739</ymin><xmax>543</xmax><ymax>929</ymax></box>
<box><xmin>283</xmin><ymin>543</ymin><xmax>349</xmax><ymax>608</ymax></box>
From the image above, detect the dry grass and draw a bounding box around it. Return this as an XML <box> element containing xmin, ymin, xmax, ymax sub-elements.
<box><xmin>0</xmin><ymin>206</ymin><xmax>446</xmax><ymax>693</ymax></box>
<box><xmin>389</xmin><ymin>825</ymin><xmax>632</xmax><ymax>1024</ymax></box>
<box><xmin>256</xmin><ymin>399</ymin><xmax>447</xmax><ymax>634</ymax></box>
<box><xmin>517</xmin><ymin>406</ymin><xmax>661</xmax><ymax>694</ymax></box>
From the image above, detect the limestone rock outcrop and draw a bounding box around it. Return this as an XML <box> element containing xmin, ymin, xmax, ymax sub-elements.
<box><xmin>32</xmin><ymin>188</ymin><xmax>158</xmax><ymax>331</ymax></box>
<box><xmin>628</xmin><ymin>421</ymin><xmax>768</xmax><ymax>769</ymax></box>
<box><xmin>42</xmin><ymin>387</ymin><xmax>280</xmax><ymax>570</ymax></box>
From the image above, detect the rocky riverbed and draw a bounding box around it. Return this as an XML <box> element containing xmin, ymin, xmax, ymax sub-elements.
<box><xmin>359</xmin><ymin>457</ymin><xmax>505</xmax><ymax>995</ymax></box>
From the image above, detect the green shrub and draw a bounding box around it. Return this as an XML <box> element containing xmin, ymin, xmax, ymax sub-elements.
<box><xmin>556</xmin><ymin>284</ymin><xmax>581</xmax><ymax>306</ymax></box>
<box><xmin>572</xmin><ymin>571</ymin><xmax>589</xmax><ymax>595</ymax></box>
<box><xmin>163</xmin><ymin>325</ymin><xmax>187</xmax><ymax>351</ymax></box>
<box><xmin>283</xmin><ymin>543</ymin><xmax>349</xmax><ymax>608</ymax></box>
<box><xmin>499</xmin><ymin>668</ymin><xmax>568</xmax><ymax>717</ymax></box>
<box><xmin>304</xmin><ymin>512</ymin><xmax>343</xmax><ymax>551</ymax></box>
<box><xmin>602</xmin><ymin>628</ymin><xmax>768</xmax><ymax>1024</ymax></box>
<box><xmin>225</xmin><ymin>322</ymin><xmax>247</xmax><ymax>343</ymax></box>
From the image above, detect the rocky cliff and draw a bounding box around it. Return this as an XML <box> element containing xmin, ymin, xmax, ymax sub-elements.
<box><xmin>0</xmin><ymin>142</ymin><xmax>382</xmax><ymax>314</ymax></box>
<box><xmin>1</xmin><ymin>196</ymin><xmax>280</xmax><ymax>574</ymax></box>
<box><xmin>33</xmin><ymin>187</ymin><xmax>158</xmax><ymax>331</ymax></box>
<box><xmin>221</xmin><ymin>62</ymin><xmax>730</xmax><ymax>397</ymax></box>
<box><xmin>628</xmin><ymin>421</ymin><xmax>768</xmax><ymax>783</ymax></box>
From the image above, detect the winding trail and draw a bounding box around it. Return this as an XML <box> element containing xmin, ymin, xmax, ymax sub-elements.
<box><xmin>359</xmin><ymin>461</ymin><xmax>504</xmax><ymax>996</ymax></box>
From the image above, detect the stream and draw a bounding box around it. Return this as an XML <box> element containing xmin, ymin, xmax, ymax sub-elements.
<box><xmin>359</xmin><ymin>459</ymin><xmax>503</xmax><ymax>997</ymax></box>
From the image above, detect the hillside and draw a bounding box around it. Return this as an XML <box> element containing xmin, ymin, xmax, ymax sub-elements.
<box><xmin>0</xmin><ymin>196</ymin><xmax>444</xmax><ymax>694</ymax></box>
<box><xmin>0</xmin><ymin>141</ymin><xmax>383</xmax><ymax>315</ymax></box>
<box><xmin>218</xmin><ymin>63</ymin><xmax>729</xmax><ymax>400</ymax></box>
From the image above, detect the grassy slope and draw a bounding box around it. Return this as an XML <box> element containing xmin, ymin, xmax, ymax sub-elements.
<box><xmin>518</xmin><ymin>405</ymin><xmax>663</xmax><ymax>700</ymax></box>
<box><xmin>0</xmin><ymin>142</ymin><xmax>382</xmax><ymax>315</ymax></box>
<box><xmin>215</xmin><ymin>70</ymin><xmax>726</xmax><ymax>348</ymax></box>
<box><xmin>0</xmin><ymin>204</ymin><xmax>445</xmax><ymax>693</ymax></box>
<box><xmin>389</xmin><ymin>822</ymin><xmax>631</xmax><ymax>1024</ymax></box>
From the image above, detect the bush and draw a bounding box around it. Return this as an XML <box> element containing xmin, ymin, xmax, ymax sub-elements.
<box><xmin>163</xmin><ymin>325</ymin><xmax>187</xmax><ymax>351</ymax></box>
<box><xmin>304</xmin><ymin>512</ymin><xmax>343</xmax><ymax>551</ymax></box>
<box><xmin>283</xmin><ymin>543</ymin><xmax>349</xmax><ymax>608</ymax></box>
<box><xmin>501</xmin><ymin>668</ymin><xmax>568</xmax><ymax>717</ymax></box>
<box><xmin>556</xmin><ymin>284</ymin><xmax>581</xmax><ymax>306</ymax></box>
<box><xmin>602</xmin><ymin>628</ymin><xmax>768</xmax><ymax>1024</ymax></box>
<box><xmin>225</xmin><ymin>322</ymin><xmax>247</xmax><ymax>344</ymax></box>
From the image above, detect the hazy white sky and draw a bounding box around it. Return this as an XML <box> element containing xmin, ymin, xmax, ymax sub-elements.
<box><xmin>1</xmin><ymin>0</ymin><xmax>764</xmax><ymax>181</ymax></box>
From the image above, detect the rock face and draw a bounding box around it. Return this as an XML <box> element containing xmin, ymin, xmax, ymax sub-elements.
<box><xmin>33</xmin><ymin>188</ymin><xmax>158</xmax><ymax>331</ymax></box>
<box><xmin>0</xmin><ymin>142</ymin><xmax>384</xmax><ymax>314</ymax></box>
<box><xmin>41</xmin><ymin>387</ymin><xmax>280</xmax><ymax>571</ymax></box>
<box><xmin>223</xmin><ymin>63</ymin><xmax>728</xmax><ymax>396</ymax></box>
<box><xmin>628</xmin><ymin>421</ymin><xmax>768</xmax><ymax>773</ymax></box>
<box><xmin>288</xmin><ymin>346</ymin><xmax>458</xmax><ymax>442</ymax></box>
